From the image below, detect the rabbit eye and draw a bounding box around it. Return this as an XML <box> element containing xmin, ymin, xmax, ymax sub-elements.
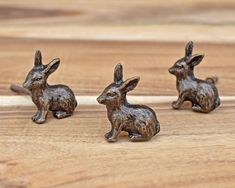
<box><xmin>178</xmin><ymin>65</ymin><xmax>184</xmax><ymax>69</ymax></box>
<box><xmin>107</xmin><ymin>92</ymin><xmax>116</xmax><ymax>97</ymax></box>
<box><xmin>35</xmin><ymin>77</ymin><xmax>42</xmax><ymax>81</ymax></box>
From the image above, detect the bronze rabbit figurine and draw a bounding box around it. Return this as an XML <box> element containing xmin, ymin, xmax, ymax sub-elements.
<box><xmin>168</xmin><ymin>41</ymin><xmax>220</xmax><ymax>113</ymax></box>
<box><xmin>11</xmin><ymin>51</ymin><xmax>77</xmax><ymax>124</ymax></box>
<box><xmin>97</xmin><ymin>64</ymin><xmax>160</xmax><ymax>142</ymax></box>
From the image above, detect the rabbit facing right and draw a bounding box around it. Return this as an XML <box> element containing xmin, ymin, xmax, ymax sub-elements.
<box><xmin>97</xmin><ymin>64</ymin><xmax>160</xmax><ymax>142</ymax></box>
<box><xmin>168</xmin><ymin>41</ymin><xmax>220</xmax><ymax>113</ymax></box>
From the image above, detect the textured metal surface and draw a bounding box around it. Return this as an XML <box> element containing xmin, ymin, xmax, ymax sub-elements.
<box><xmin>97</xmin><ymin>64</ymin><xmax>160</xmax><ymax>142</ymax></box>
<box><xmin>11</xmin><ymin>51</ymin><xmax>77</xmax><ymax>124</ymax></box>
<box><xmin>168</xmin><ymin>41</ymin><xmax>220</xmax><ymax>113</ymax></box>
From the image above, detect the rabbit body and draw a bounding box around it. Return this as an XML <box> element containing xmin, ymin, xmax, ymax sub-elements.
<box><xmin>23</xmin><ymin>51</ymin><xmax>77</xmax><ymax>124</ymax></box>
<box><xmin>176</xmin><ymin>77</ymin><xmax>220</xmax><ymax>112</ymax></box>
<box><xmin>97</xmin><ymin>64</ymin><xmax>160</xmax><ymax>142</ymax></box>
<box><xmin>169</xmin><ymin>41</ymin><xmax>220</xmax><ymax>113</ymax></box>
<box><xmin>31</xmin><ymin>85</ymin><xmax>77</xmax><ymax>120</ymax></box>
<box><xmin>45</xmin><ymin>85</ymin><xmax>77</xmax><ymax>113</ymax></box>
<box><xmin>106</xmin><ymin>103</ymin><xmax>160</xmax><ymax>142</ymax></box>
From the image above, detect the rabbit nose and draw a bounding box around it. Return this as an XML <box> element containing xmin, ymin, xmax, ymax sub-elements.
<box><xmin>97</xmin><ymin>96</ymin><xmax>101</xmax><ymax>103</ymax></box>
<box><xmin>97</xmin><ymin>96</ymin><xmax>104</xmax><ymax>104</ymax></box>
<box><xmin>168</xmin><ymin>67</ymin><xmax>174</xmax><ymax>74</ymax></box>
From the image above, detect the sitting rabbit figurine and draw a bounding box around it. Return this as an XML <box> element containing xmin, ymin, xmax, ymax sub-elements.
<box><xmin>12</xmin><ymin>51</ymin><xmax>77</xmax><ymax>124</ymax></box>
<box><xmin>97</xmin><ymin>64</ymin><xmax>160</xmax><ymax>142</ymax></box>
<box><xmin>168</xmin><ymin>41</ymin><xmax>220</xmax><ymax>113</ymax></box>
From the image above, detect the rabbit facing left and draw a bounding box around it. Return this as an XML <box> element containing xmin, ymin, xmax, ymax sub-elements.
<box><xmin>168</xmin><ymin>41</ymin><xmax>220</xmax><ymax>113</ymax></box>
<box><xmin>97</xmin><ymin>64</ymin><xmax>160</xmax><ymax>142</ymax></box>
<box><xmin>11</xmin><ymin>51</ymin><xmax>77</xmax><ymax>124</ymax></box>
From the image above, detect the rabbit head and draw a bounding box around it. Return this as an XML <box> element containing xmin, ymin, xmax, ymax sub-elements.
<box><xmin>23</xmin><ymin>50</ymin><xmax>60</xmax><ymax>90</ymax></box>
<box><xmin>97</xmin><ymin>63</ymin><xmax>140</xmax><ymax>107</ymax></box>
<box><xmin>168</xmin><ymin>41</ymin><xmax>204</xmax><ymax>78</ymax></box>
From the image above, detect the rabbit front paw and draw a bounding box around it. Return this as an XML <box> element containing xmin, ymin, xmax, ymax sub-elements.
<box><xmin>105</xmin><ymin>132</ymin><xmax>117</xmax><ymax>142</ymax></box>
<box><xmin>32</xmin><ymin>111</ymin><xmax>41</xmax><ymax>122</ymax></box>
<box><xmin>104</xmin><ymin>131</ymin><xmax>111</xmax><ymax>139</ymax></box>
<box><xmin>172</xmin><ymin>101</ymin><xmax>180</xmax><ymax>109</ymax></box>
<box><xmin>33</xmin><ymin>116</ymin><xmax>46</xmax><ymax>124</ymax></box>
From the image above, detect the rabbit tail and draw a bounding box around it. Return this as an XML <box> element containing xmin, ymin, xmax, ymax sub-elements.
<box><xmin>206</xmin><ymin>76</ymin><xmax>218</xmax><ymax>85</ymax></box>
<box><xmin>74</xmin><ymin>99</ymin><xmax>78</xmax><ymax>108</ymax></box>
<box><xmin>215</xmin><ymin>96</ymin><xmax>221</xmax><ymax>108</ymax></box>
<box><xmin>10</xmin><ymin>84</ymin><xmax>31</xmax><ymax>95</ymax></box>
<box><xmin>154</xmin><ymin>121</ymin><xmax>160</xmax><ymax>135</ymax></box>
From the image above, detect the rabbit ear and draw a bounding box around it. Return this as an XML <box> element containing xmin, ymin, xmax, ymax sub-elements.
<box><xmin>187</xmin><ymin>54</ymin><xmax>204</xmax><ymax>67</ymax></box>
<box><xmin>185</xmin><ymin>41</ymin><xmax>193</xmax><ymax>57</ymax></box>
<box><xmin>34</xmin><ymin>50</ymin><xmax>42</xmax><ymax>67</ymax></box>
<box><xmin>43</xmin><ymin>58</ymin><xmax>60</xmax><ymax>75</ymax></box>
<box><xmin>114</xmin><ymin>63</ymin><xmax>123</xmax><ymax>84</ymax></box>
<box><xmin>119</xmin><ymin>76</ymin><xmax>140</xmax><ymax>93</ymax></box>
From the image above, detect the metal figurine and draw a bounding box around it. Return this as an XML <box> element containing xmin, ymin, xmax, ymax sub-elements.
<box><xmin>11</xmin><ymin>50</ymin><xmax>77</xmax><ymax>124</ymax></box>
<box><xmin>97</xmin><ymin>64</ymin><xmax>160</xmax><ymax>142</ymax></box>
<box><xmin>168</xmin><ymin>41</ymin><xmax>220</xmax><ymax>113</ymax></box>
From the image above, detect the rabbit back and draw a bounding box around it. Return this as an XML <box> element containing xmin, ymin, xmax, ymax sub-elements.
<box><xmin>46</xmin><ymin>85</ymin><xmax>77</xmax><ymax>113</ymax></box>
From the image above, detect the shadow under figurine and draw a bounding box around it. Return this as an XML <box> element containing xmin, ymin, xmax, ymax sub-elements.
<box><xmin>168</xmin><ymin>41</ymin><xmax>220</xmax><ymax>113</ymax></box>
<box><xmin>11</xmin><ymin>50</ymin><xmax>77</xmax><ymax>124</ymax></box>
<box><xmin>97</xmin><ymin>64</ymin><xmax>160</xmax><ymax>142</ymax></box>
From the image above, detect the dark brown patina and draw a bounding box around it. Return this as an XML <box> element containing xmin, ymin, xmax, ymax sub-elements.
<box><xmin>169</xmin><ymin>41</ymin><xmax>220</xmax><ymax>113</ymax></box>
<box><xmin>97</xmin><ymin>64</ymin><xmax>160</xmax><ymax>142</ymax></box>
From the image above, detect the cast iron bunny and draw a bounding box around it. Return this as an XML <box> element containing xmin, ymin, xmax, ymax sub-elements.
<box><xmin>168</xmin><ymin>41</ymin><xmax>220</xmax><ymax>113</ymax></box>
<box><xmin>11</xmin><ymin>51</ymin><xmax>77</xmax><ymax>124</ymax></box>
<box><xmin>97</xmin><ymin>64</ymin><xmax>160</xmax><ymax>142</ymax></box>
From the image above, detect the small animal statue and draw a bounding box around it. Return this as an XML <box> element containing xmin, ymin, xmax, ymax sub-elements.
<box><xmin>97</xmin><ymin>64</ymin><xmax>160</xmax><ymax>142</ymax></box>
<box><xmin>11</xmin><ymin>51</ymin><xmax>77</xmax><ymax>124</ymax></box>
<box><xmin>168</xmin><ymin>41</ymin><xmax>220</xmax><ymax>113</ymax></box>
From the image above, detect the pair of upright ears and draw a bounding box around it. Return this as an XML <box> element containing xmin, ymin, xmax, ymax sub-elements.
<box><xmin>34</xmin><ymin>50</ymin><xmax>60</xmax><ymax>75</ymax></box>
<box><xmin>114</xmin><ymin>63</ymin><xmax>140</xmax><ymax>93</ymax></box>
<box><xmin>185</xmin><ymin>41</ymin><xmax>205</xmax><ymax>67</ymax></box>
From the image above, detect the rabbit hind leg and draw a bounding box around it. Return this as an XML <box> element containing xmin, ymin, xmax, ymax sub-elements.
<box><xmin>130</xmin><ymin>123</ymin><xmax>152</xmax><ymax>141</ymax></box>
<box><xmin>129</xmin><ymin>133</ymin><xmax>151</xmax><ymax>141</ymax></box>
<box><xmin>193</xmin><ymin>94</ymin><xmax>213</xmax><ymax>113</ymax></box>
<box><xmin>53</xmin><ymin>110</ymin><xmax>72</xmax><ymax>119</ymax></box>
<box><xmin>192</xmin><ymin>104</ymin><xmax>210</xmax><ymax>113</ymax></box>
